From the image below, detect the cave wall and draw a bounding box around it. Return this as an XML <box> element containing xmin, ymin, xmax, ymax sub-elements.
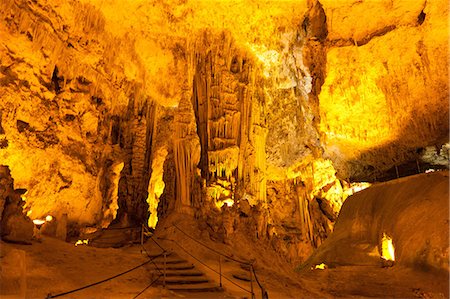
<box><xmin>0</xmin><ymin>0</ymin><xmax>158</xmax><ymax>225</ymax></box>
<box><xmin>0</xmin><ymin>0</ymin><xmax>447</xmax><ymax>263</ymax></box>
<box><xmin>319</xmin><ymin>0</ymin><xmax>449</xmax><ymax>180</ymax></box>
<box><xmin>305</xmin><ymin>171</ymin><xmax>449</xmax><ymax>273</ymax></box>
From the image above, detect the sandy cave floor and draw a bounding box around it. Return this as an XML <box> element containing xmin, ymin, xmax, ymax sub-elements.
<box><xmin>1</xmin><ymin>234</ymin><xmax>448</xmax><ymax>299</ymax></box>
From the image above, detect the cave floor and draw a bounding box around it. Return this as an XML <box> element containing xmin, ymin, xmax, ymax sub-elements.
<box><xmin>2</xmin><ymin>234</ymin><xmax>448</xmax><ymax>298</ymax></box>
<box><xmin>299</xmin><ymin>265</ymin><xmax>448</xmax><ymax>298</ymax></box>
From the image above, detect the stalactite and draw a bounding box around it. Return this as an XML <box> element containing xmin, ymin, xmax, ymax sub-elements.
<box><xmin>0</xmin><ymin>0</ymin><xmax>148</xmax><ymax>116</ymax></box>
<box><xmin>189</xmin><ymin>31</ymin><xmax>268</xmax><ymax>212</ymax></box>
<box><xmin>173</xmin><ymin>89</ymin><xmax>201</xmax><ymax>212</ymax></box>
<box><xmin>297</xmin><ymin>185</ymin><xmax>314</xmax><ymax>242</ymax></box>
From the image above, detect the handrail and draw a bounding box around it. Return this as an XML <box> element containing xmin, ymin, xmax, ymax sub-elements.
<box><xmin>159</xmin><ymin>236</ymin><xmax>253</xmax><ymax>294</ymax></box>
<box><xmin>172</xmin><ymin>224</ymin><xmax>251</xmax><ymax>265</ymax></box>
<box><xmin>46</xmin><ymin>225</ymin><xmax>169</xmax><ymax>299</ymax></box>
<box><xmin>169</xmin><ymin>224</ymin><xmax>267</xmax><ymax>299</ymax></box>
<box><xmin>46</xmin><ymin>253</ymin><xmax>164</xmax><ymax>298</ymax></box>
<box><xmin>251</xmin><ymin>265</ymin><xmax>268</xmax><ymax>299</ymax></box>
<box><xmin>142</xmin><ymin>224</ymin><xmax>165</xmax><ymax>252</ymax></box>
<box><xmin>101</xmin><ymin>226</ymin><xmax>141</xmax><ymax>231</ymax></box>
<box><xmin>132</xmin><ymin>274</ymin><xmax>163</xmax><ymax>299</ymax></box>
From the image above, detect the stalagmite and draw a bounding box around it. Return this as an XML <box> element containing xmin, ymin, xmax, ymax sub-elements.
<box><xmin>0</xmin><ymin>0</ymin><xmax>448</xmax><ymax>297</ymax></box>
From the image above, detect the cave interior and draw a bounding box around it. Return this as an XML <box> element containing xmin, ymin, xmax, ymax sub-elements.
<box><xmin>0</xmin><ymin>0</ymin><xmax>449</xmax><ymax>298</ymax></box>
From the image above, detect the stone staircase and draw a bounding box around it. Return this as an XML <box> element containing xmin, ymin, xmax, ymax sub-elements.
<box><xmin>146</xmin><ymin>251</ymin><xmax>224</xmax><ymax>293</ymax></box>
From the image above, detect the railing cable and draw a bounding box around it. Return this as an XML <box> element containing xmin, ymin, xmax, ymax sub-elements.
<box><xmin>170</xmin><ymin>223</ymin><xmax>267</xmax><ymax>299</ymax></box>
<box><xmin>46</xmin><ymin>253</ymin><xmax>164</xmax><ymax>298</ymax></box>
<box><xmin>132</xmin><ymin>274</ymin><xmax>163</xmax><ymax>299</ymax></box>
<box><xmin>172</xmin><ymin>224</ymin><xmax>251</xmax><ymax>265</ymax></box>
<box><xmin>159</xmin><ymin>237</ymin><xmax>253</xmax><ymax>294</ymax></box>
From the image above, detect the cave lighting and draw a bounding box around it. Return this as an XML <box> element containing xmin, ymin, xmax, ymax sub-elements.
<box><xmin>381</xmin><ymin>233</ymin><xmax>395</xmax><ymax>261</ymax></box>
<box><xmin>75</xmin><ymin>239</ymin><xmax>89</xmax><ymax>246</ymax></box>
<box><xmin>45</xmin><ymin>215</ymin><xmax>53</xmax><ymax>222</ymax></box>
<box><xmin>215</xmin><ymin>199</ymin><xmax>235</xmax><ymax>209</ymax></box>
<box><xmin>344</xmin><ymin>182</ymin><xmax>371</xmax><ymax>196</ymax></box>
<box><xmin>32</xmin><ymin>219</ymin><xmax>45</xmax><ymax>225</ymax></box>
<box><xmin>313</xmin><ymin>263</ymin><xmax>327</xmax><ymax>270</ymax></box>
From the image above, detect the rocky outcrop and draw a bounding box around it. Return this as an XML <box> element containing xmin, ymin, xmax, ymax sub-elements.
<box><xmin>318</xmin><ymin>0</ymin><xmax>449</xmax><ymax>180</ymax></box>
<box><xmin>0</xmin><ymin>166</ymin><xmax>34</xmax><ymax>244</ymax></box>
<box><xmin>304</xmin><ymin>171</ymin><xmax>449</xmax><ymax>273</ymax></box>
<box><xmin>0</xmin><ymin>0</ymin><xmax>447</xmax><ymax>262</ymax></box>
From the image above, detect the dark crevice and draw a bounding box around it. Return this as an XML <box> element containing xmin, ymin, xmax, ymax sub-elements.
<box><xmin>51</xmin><ymin>65</ymin><xmax>64</xmax><ymax>93</ymax></box>
<box><xmin>0</xmin><ymin>138</ymin><xmax>8</xmax><ymax>149</ymax></box>
<box><xmin>0</xmin><ymin>112</ymin><xmax>4</xmax><ymax>135</ymax></box>
<box><xmin>417</xmin><ymin>10</ymin><xmax>426</xmax><ymax>25</ymax></box>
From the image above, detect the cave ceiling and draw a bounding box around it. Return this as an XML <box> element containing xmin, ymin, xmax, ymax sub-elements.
<box><xmin>0</xmin><ymin>0</ymin><xmax>448</xmax><ymax>224</ymax></box>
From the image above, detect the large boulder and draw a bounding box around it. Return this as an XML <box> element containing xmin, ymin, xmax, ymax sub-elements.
<box><xmin>303</xmin><ymin>171</ymin><xmax>449</xmax><ymax>273</ymax></box>
<box><xmin>1</xmin><ymin>213</ymin><xmax>34</xmax><ymax>244</ymax></box>
<box><xmin>0</xmin><ymin>165</ymin><xmax>14</xmax><ymax>223</ymax></box>
<box><xmin>0</xmin><ymin>165</ymin><xmax>34</xmax><ymax>244</ymax></box>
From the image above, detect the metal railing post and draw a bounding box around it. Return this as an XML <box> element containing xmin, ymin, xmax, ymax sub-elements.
<box><xmin>163</xmin><ymin>252</ymin><xmax>167</xmax><ymax>288</ymax></box>
<box><xmin>250</xmin><ymin>264</ymin><xmax>255</xmax><ymax>299</ymax></box>
<box><xmin>219</xmin><ymin>255</ymin><xmax>222</xmax><ymax>288</ymax></box>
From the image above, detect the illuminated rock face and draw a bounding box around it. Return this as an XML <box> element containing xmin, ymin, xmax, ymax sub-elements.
<box><xmin>0</xmin><ymin>0</ymin><xmax>447</xmax><ymax>259</ymax></box>
<box><xmin>305</xmin><ymin>171</ymin><xmax>449</xmax><ymax>272</ymax></box>
<box><xmin>318</xmin><ymin>0</ymin><xmax>449</xmax><ymax>180</ymax></box>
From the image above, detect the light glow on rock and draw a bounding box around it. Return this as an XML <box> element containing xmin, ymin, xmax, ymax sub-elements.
<box><xmin>215</xmin><ymin>198</ymin><xmax>235</xmax><ymax>209</ymax></box>
<box><xmin>314</xmin><ymin>263</ymin><xmax>327</xmax><ymax>270</ymax></box>
<box><xmin>147</xmin><ymin>147</ymin><xmax>168</xmax><ymax>229</ymax></box>
<box><xmin>32</xmin><ymin>219</ymin><xmax>45</xmax><ymax>225</ymax></box>
<box><xmin>381</xmin><ymin>233</ymin><xmax>395</xmax><ymax>261</ymax></box>
<box><xmin>343</xmin><ymin>182</ymin><xmax>371</xmax><ymax>198</ymax></box>
<box><xmin>75</xmin><ymin>239</ymin><xmax>89</xmax><ymax>246</ymax></box>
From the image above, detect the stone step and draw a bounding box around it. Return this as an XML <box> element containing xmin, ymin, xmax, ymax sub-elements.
<box><xmin>155</xmin><ymin>270</ymin><xmax>204</xmax><ymax>277</ymax></box>
<box><xmin>155</xmin><ymin>276</ymin><xmax>210</xmax><ymax>285</ymax></box>
<box><xmin>148</xmin><ymin>264</ymin><xmax>195</xmax><ymax>271</ymax></box>
<box><xmin>239</xmin><ymin>263</ymin><xmax>251</xmax><ymax>271</ymax></box>
<box><xmin>167</xmin><ymin>283</ymin><xmax>224</xmax><ymax>293</ymax></box>
<box><xmin>145</xmin><ymin>251</ymin><xmax>172</xmax><ymax>259</ymax></box>
<box><xmin>151</xmin><ymin>258</ymin><xmax>189</xmax><ymax>265</ymax></box>
<box><xmin>232</xmin><ymin>272</ymin><xmax>251</xmax><ymax>282</ymax></box>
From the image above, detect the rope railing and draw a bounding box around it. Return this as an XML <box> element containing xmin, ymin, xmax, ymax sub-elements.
<box><xmin>172</xmin><ymin>224</ymin><xmax>251</xmax><ymax>265</ymax></box>
<box><xmin>47</xmin><ymin>225</ymin><xmax>168</xmax><ymax>299</ymax></box>
<box><xmin>47</xmin><ymin>223</ymin><xmax>267</xmax><ymax>299</ymax></box>
<box><xmin>100</xmin><ymin>226</ymin><xmax>141</xmax><ymax>231</ymax></box>
<box><xmin>140</xmin><ymin>225</ymin><xmax>167</xmax><ymax>277</ymax></box>
<box><xmin>141</xmin><ymin>225</ymin><xmax>165</xmax><ymax>252</ymax></box>
<box><xmin>169</xmin><ymin>224</ymin><xmax>267</xmax><ymax>299</ymax></box>
<box><xmin>132</xmin><ymin>274</ymin><xmax>163</xmax><ymax>299</ymax></box>
<box><xmin>158</xmin><ymin>236</ymin><xmax>253</xmax><ymax>294</ymax></box>
<box><xmin>46</xmin><ymin>253</ymin><xmax>164</xmax><ymax>298</ymax></box>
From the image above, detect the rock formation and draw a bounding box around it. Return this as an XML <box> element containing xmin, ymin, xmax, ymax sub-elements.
<box><xmin>0</xmin><ymin>166</ymin><xmax>34</xmax><ymax>244</ymax></box>
<box><xmin>0</xmin><ymin>0</ymin><xmax>447</xmax><ymax>263</ymax></box>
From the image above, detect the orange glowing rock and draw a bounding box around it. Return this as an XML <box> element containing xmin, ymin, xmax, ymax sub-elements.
<box><xmin>381</xmin><ymin>233</ymin><xmax>395</xmax><ymax>262</ymax></box>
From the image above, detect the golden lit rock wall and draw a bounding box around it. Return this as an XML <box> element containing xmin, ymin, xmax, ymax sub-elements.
<box><xmin>0</xmin><ymin>0</ymin><xmax>447</xmax><ymax>257</ymax></box>
<box><xmin>0</xmin><ymin>0</ymin><xmax>154</xmax><ymax>224</ymax></box>
<box><xmin>319</xmin><ymin>0</ymin><xmax>449</xmax><ymax>179</ymax></box>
